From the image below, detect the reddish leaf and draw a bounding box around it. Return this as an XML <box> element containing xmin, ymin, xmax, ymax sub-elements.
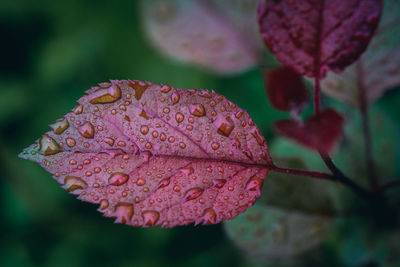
<box><xmin>264</xmin><ymin>66</ymin><xmax>308</xmax><ymax>112</ymax></box>
<box><xmin>321</xmin><ymin>0</ymin><xmax>400</xmax><ymax>106</ymax></box>
<box><xmin>258</xmin><ymin>0</ymin><xmax>382</xmax><ymax>78</ymax></box>
<box><xmin>19</xmin><ymin>80</ymin><xmax>272</xmax><ymax>228</ymax></box>
<box><xmin>275</xmin><ymin>108</ymin><xmax>344</xmax><ymax>152</ymax></box>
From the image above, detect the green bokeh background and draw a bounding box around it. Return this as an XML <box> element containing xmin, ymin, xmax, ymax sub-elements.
<box><xmin>1</xmin><ymin>0</ymin><xmax>400</xmax><ymax>266</ymax></box>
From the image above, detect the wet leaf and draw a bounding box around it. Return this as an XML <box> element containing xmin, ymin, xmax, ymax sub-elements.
<box><xmin>275</xmin><ymin>108</ymin><xmax>345</xmax><ymax>153</ymax></box>
<box><xmin>259</xmin><ymin>157</ymin><xmax>335</xmax><ymax>215</ymax></box>
<box><xmin>321</xmin><ymin>0</ymin><xmax>400</xmax><ymax>106</ymax></box>
<box><xmin>140</xmin><ymin>0</ymin><xmax>262</xmax><ymax>74</ymax></box>
<box><xmin>19</xmin><ymin>80</ymin><xmax>272</xmax><ymax>228</ymax></box>
<box><xmin>258</xmin><ymin>0</ymin><xmax>382</xmax><ymax>78</ymax></box>
<box><xmin>224</xmin><ymin>204</ymin><xmax>332</xmax><ymax>261</ymax></box>
<box><xmin>264</xmin><ymin>67</ymin><xmax>308</xmax><ymax>112</ymax></box>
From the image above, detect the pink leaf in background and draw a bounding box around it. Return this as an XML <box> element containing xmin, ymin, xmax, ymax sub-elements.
<box><xmin>258</xmin><ymin>0</ymin><xmax>382</xmax><ymax>78</ymax></box>
<box><xmin>19</xmin><ymin>80</ymin><xmax>272</xmax><ymax>227</ymax></box>
<box><xmin>264</xmin><ymin>66</ymin><xmax>308</xmax><ymax>112</ymax></box>
<box><xmin>140</xmin><ymin>0</ymin><xmax>263</xmax><ymax>74</ymax></box>
<box><xmin>275</xmin><ymin>108</ymin><xmax>344</xmax><ymax>152</ymax></box>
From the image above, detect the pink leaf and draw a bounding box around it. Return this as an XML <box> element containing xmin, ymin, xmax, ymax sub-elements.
<box><xmin>258</xmin><ymin>0</ymin><xmax>382</xmax><ymax>78</ymax></box>
<box><xmin>140</xmin><ymin>0</ymin><xmax>262</xmax><ymax>74</ymax></box>
<box><xmin>275</xmin><ymin>108</ymin><xmax>344</xmax><ymax>152</ymax></box>
<box><xmin>264</xmin><ymin>66</ymin><xmax>308</xmax><ymax>112</ymax></box>
<box><xmin>19</xmin><ymin>80</ymin><xmax>272</xmax><ymax>228</ymax></box>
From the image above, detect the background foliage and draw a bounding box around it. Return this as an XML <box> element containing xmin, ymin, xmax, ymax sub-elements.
<box><xmin>1</xmin><ymin>0</ymin><xmax>400</xmax><ymax>266</ymax></box>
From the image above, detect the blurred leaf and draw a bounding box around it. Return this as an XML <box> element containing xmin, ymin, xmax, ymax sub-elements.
<box><xmin>335</xmin><ymin>107</ymin><xmax>400</xmax><ymax>187</ymax></box>
<box><xmin>320</xmin><ymin>0</ymin><xmax>400</xmax><ymax>106</ymax></box>
<box><xmin>224</xmin><ymin>204</ymin><xmax>331</xmax><ymax>262</ymax></box>
<box><xmin>139</xmin><ymin>0</ymin><xmax>262</xmax><ymax>74</ymax></box>
<box><xmin>259</xmin><ymin>157</ymin><xmax>335</xmax><ymax>215</ymax></box>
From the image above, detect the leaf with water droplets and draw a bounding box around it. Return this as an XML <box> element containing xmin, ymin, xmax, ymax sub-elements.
<box><xmin>140</xmin><ymin>0</ymin><xmax>262</xmax><ymax>74</ymax></box>
<box><xmin>320</xmin><ymin>0</ymin><xmax>400</xmax><ymax>106</ymax></box>
<box><xmin>19</xmin><ymin>80</ymin><xmax>272</xmax><ymax>228</ymax></box>
<box><xmin>258</xmin><ymin>0</ymin><xmax>382</xmax><ymax>78</ymax></box>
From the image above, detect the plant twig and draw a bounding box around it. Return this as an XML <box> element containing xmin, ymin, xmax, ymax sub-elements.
<box><xmin>374</xmin><ymin>179</ymin><xmax>400</xmax><ymax>193</ymax></box>
<box><xmin>357</xmin><ymin>61</ymin><xmax>378</xmax><ymax>190</ymax></box>
<box><xmin>319</xmin><ymin>151</ymin><xmax>371</xmax><ymax>199</ymax></box>
<box><xmin>270</xmin><ymin>165</ymin><xmax>333</xmax><ymax>180</ymax></box>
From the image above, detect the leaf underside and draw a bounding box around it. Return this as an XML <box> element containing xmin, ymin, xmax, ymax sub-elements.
<box><xmin>20</xmin><ymin>80</ymin><xmax>272</xmax><ymax>227</ymax></box>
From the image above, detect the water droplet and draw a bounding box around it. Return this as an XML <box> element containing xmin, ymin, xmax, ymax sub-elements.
<box><xmin>160</xmin><ymin>133</ymin><xmax>167</xmax><ymax>141</ymax></box>
<box><xmin>140</xmin><ymin>125</ymin><xmax>149</xmax><ymax>135</ymax></box>
<box><xmin>158</xmin><ymin>177</ymin><xmax>170</xmax><ymax>188</ymax></box>
<box><xmin>213</xmin><ymin>115</ymin><xmax>234</xmax><ymax>137</ymax></box>
<box><xmin>89</xmin><ymin>83</ymin><xmax>122</xmax><ymax>104</ymax></box>
<box><xmin>160</xmin><ymin>84</ymin><xmax>171</xmax><ymax>93</ymax></box>
<box><xmin>108</xmin><ymin>172</ymin><xmax>129</xmax><ymax>186</ymax></box>
<box><xmin>104</xmin><ymin>137</ymin><xmax>115</xmax><ymax>146</ymax></box>
<box><xmin>198</xmin><ymin>90</ymin><xmax>212</xmax><ymax>98</ymax></box>
<box><xmin>39</xmin><ymin>134</ymin><xmax>62</xmax><ymax>155</ymax></box>
<box><xmin>152</xmin><ymin>131</ymin><xmax>159</xmax><ymax>138</ymax></box>
<box><xmin>175</xmin><ymin>112</ymin><xmax>184</xmax><ymax>123</ymax></box>
<box><xmin>112</xmin><ymin>203</ymin><xmax>133</xmax><ymax>224</ymax></box>
<box><xmin>163</xmin><ymin>107</ymin><xmax>170</xmax><ymax>114</ymax></box>
<box><xmin>128</xmin><ymin>80</ymin><xmax>149</xmax><ymax>100</ymax></box>
<box><xmin>251</xmin><ymin>128</ymin><xmax>265</xmax><ymax>146</ymax></box>
<box><xmin>173</xmin><ymin>185</ymin><xmax>181</xmax><ymax>192</ymax></box>
<box><xmin>136</xmin><ymin>178</ymin><xmax>146</xmax><ymax>186</ymax></box>
<box><xmin>142</xmin><ymin>210</ymin><xmax>160</xmax><ymax>227</ymax></box>
<box><xmin>235</xmin><ymin>110</ymin><xmax>243</xmax><ymax>118</ymax></box>
<box><xmin>78</xmin><ymin>122</ymin><xmax>95</xmax><ymax>139</ymax></box>
<box><xmin>171</xmin><ymin>92</ymin><xmax>180</xmax><ymax>105</ymax></box>
<box><xmin>189</xmin><ymin>104</ymin><xmax>206</xmax><ymax>117</ymax></box>
<box><xmin>73</xmin><ymin>105</ymin><xmax>83</xmax><ymax>115</ymax></box>
<box><xmin>197</xmin><ymin>208</ymin><xmax>217</xmax><ymax>225</ymax></box>
<box><xmin>179</xmin><ymin>142</ymin><xmax>186</xmax><ymax>149</ymax></box>
<box><xmin>145</xmin><ymin>142</ymin><xmax>152</xmax><ymax>149</ymax></box>
<box><xmin>63</xmin><ymin>176</ymin><xmax>88</xmax><ymax>192</ymax></box>
<box><xmin>213</xmin><ymin>179</ymin><xmax>226</xmax><ymax>189</ymax></box>
<box><xmin>168</xmin><ymin>136</ymin><xmax>175</xmax><ymax>143</ymax></box>
<box><xmin>50</xmin><ymin>118</ymin><xmax>69</xmax><ymax>134</ymax></box>
<box><xmin>245</xmin><ymin>176</ymin><xmax>264</xmax><ymax>194</ymax></box>
<box><xmin>99</xmin><ymin>199</ymin><xmax>109</xmax><ymax>210</ymax></box>
<box><xmin>180</xmin><ymin>167</ymin><xmax>194</xmax><ymax>175</ymax></box>
<box><xmin>243</xmin><ymin>150</ymin><xmax>253</xmax><ymax>160</ymax></box>
<box><xmin>140</xmin><ymin>109</ymin><xmax>150</xmax><ymax>120</ymax></box>
<box><xmin>66</xmin><ymin>137</ymin><xmax>76</xmax><ymax>147</ymax></box>
<box><xmin>211</xmin><ymin>142</ymin><xmax>220</xmax><ymax>150</ymax></box>
<box><xmin>184</xmin><ymin>187</ymin><xmax>204</xmax><ymax>201</ymax></box>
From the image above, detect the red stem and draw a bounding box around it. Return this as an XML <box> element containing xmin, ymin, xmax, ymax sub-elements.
<box><xmin>319</xmin><ymin>151</ymin><xmax>371</xmax><ymax>199</ymax></box>
<box><xmin>314</xmin><ymin>74</ymin><xmax>321</xmax><ymax>114</ymax></box>
<box><xmin>270</xmin><ymin>165</ymin><xmax>332</xmax><ymax>180</ymax></box>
